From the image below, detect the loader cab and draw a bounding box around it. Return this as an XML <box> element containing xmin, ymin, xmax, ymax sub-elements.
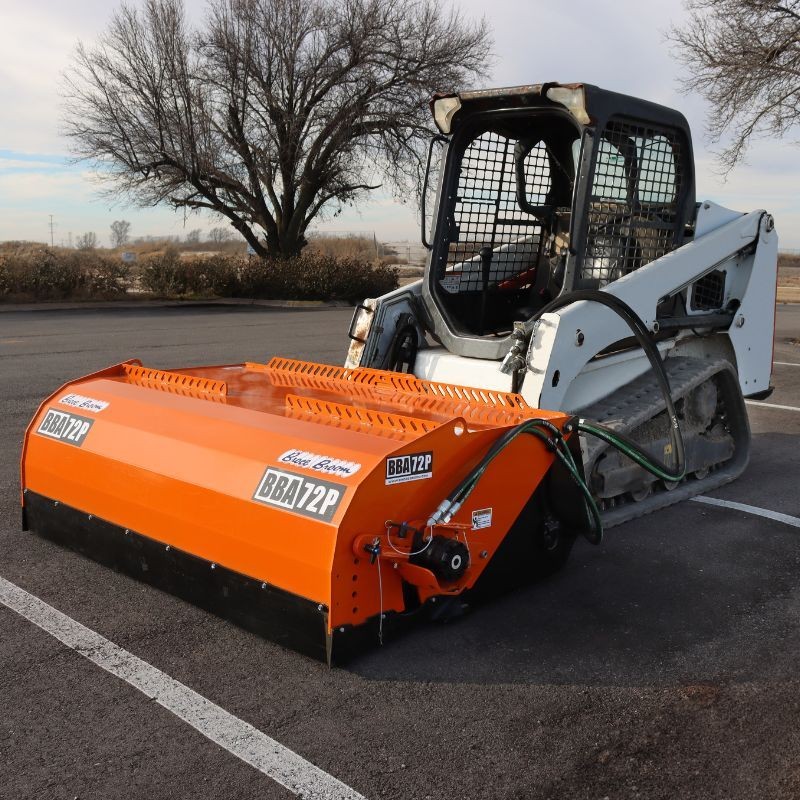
<box><xmin>430</xmin><ymin>110</ymin><xmax>582</xmax><ymax>337</ymax></box>
<box><xmin>421</xmin><ymin>83</ymin><xmax>696</xmax><ymax>359</ymax></box>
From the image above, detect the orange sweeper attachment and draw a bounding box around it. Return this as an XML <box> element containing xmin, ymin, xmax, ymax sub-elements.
<box><xmin>21</xmin><ymin>358</ymin><xmax>594</xmax><ymax>664</ymax></box>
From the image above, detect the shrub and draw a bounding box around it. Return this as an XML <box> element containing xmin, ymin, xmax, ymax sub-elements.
<box><xmin>185</xmin><ymin>254</ymin><xmax>242</xmax><ymax>296</ymax></box>
<box><xmin>139</xmin><ymin>249</ymin><xmax>245</xmax><ymax>297</ymax></box>
<box><xmin>81</xmin><ymin>253</ymin><xmax>130</xmax><ymax>298</ymax></box>
<box><xmin>238</xmin><ymin>253</ymin><xmax>397</xmax><ymax>301</ymax></box>
<box><xmin>0</xmin><ymin>246</ymin><xmax>76</xmax><ymax>300</ymax></box>
<box><xmin>138</xmin><ymin>246</ymin><xmax>185</xmax><ymax>295</ymax></box>
<box><xmin>0</xmin><ymin>245</ymin><xmax>129</xmax><ymax>301</ymax></box>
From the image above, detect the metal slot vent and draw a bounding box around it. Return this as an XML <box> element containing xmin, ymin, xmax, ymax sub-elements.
<box><xmin>690</xmin><ymin>270</ymin><xmax>726</xmax><ymax>311</ymax></box>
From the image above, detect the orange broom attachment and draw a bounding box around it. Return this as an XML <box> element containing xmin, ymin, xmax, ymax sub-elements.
<box><xmin>21</xmin><ymin>357</ymin><xmax>579</xmax><ymax>663</ymax></box>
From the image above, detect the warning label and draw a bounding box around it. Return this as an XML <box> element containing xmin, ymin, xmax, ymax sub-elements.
<box><xmin>471</xmin><ymin>507</ymin><xmax>493</xmax><ymax>530</ymax></box>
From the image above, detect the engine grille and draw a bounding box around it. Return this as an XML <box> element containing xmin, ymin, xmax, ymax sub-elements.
<box><xmin>690</xmin><ymin>270</ymin><xmax>727</xmax><ymax>311</ymax></box>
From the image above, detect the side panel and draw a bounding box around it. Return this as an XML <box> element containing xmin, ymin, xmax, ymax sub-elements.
<box><xmin>521</xmin><ymin>210</ymin><xmax>771</xmax><ymax>410</ymax></box>
<box><xmin>727</xmin><ymin>218</ymin><xmax>778</xmax><ymax>397</ymax></box>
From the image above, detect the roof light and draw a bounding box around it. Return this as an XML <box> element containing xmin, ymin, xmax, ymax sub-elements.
<box><xmin>432</xmin><ymin>96</ymin><xmax>461</xmax><ymax>134</ymax></box>
<box><xmin>545</xmin><ymin>86</ymin><xmax>590</xmax><ymax>125</ymax></box>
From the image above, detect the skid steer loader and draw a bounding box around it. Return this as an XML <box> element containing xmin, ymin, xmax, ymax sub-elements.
<box><xmin>21</xmin><ymin>83</ymin><xmax>778</xmax><ymax>664</ymax></box>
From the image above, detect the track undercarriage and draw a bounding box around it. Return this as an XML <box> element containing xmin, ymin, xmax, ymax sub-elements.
<box><xmin>579</xmin><ymin>356</ymin><xmax>750</xmax><ymax>527</ymax></box>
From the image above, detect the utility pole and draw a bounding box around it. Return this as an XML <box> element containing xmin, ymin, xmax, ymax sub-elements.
<box><xmin>48</xmin><ymin>215</ymin><xmax>55</xmax><ymax>247</ymax></box>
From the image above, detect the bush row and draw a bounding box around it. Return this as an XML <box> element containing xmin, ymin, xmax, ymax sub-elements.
<box><xmin>0</xmin><ymin>245</ymin><xmax>398</xmax><ymax>303</ymax></box>
<box><xmin>138</xmin><ymin>248</ymin><xmax>398</xmax><ymax>301</ymax></box>
<box><xmin>0</xmin><ymin>246</ymin><xmax>130</xmax><ymax>301</ymax></box>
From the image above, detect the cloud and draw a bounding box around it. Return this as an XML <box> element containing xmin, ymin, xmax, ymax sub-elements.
<box><xmin>0</xmin><ymin>170</ymin><xmax>93</xmax><ymax>202</ymax></box>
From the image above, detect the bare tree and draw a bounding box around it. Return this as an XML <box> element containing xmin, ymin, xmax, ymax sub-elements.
<box><xmin>185</xmin><ymin>228</ymin><xmax>202</xmax><ymax>243</ymax></box>
<box><xmin>110</xmin><ymin>219</ymin><xmax>131</xmax><ymax>248</ymax></box>
<box><xmin>669</xmin><ymin>0</ymin><xmax>800</xmax><ymax>170</ymax></box>
<box><xmin>76</xmin><ymin>232</ymin><xmax>98</xmax><ymax>250</ymax></box>
<box><xmin>209</xmin><ymin>226</ymin><xmax>234</xmax><ymax>242</ymax></box>
<box><xmin>63</xmin><ymin>0</ymin><xmax>491</xmax><ymax>258</ymax></box>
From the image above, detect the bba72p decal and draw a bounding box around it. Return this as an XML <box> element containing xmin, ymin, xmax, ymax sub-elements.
<box><xmin>385</xmin><ymin>451</ymin><xmax>433</xmax><ymax>485</ymax></box>
<box><xmin>36</xmin><ymin>409</ymin><xmax>94</xmax><ymax>447</ymax></box>
<box><xmin>253</xmin><ymin>467</ymin><xmax>344</xmax><ymax>522</ymax></box>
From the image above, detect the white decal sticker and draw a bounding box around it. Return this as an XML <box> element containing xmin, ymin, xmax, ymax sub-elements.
<box><xmin>440</xmin><ymin>273</ymin><xmax>462</xmax><ymax>294</ymax></box>
<box><xmin>253</xmin><ymin>467</ymin><xmax>344</xmax><ymax>522</ymax></box>
<box><xmin>385</xmin><ymin>451</ymin><xmax>433</xmax><ymax>485</ymax></box>
<box><xmin>471</xmin><ymin>507</ymin><xmax>493</xmax><ymax>530</ymax></box>
<box><xmin>277</xmin><ymin>449</ymin><xmax>361</xmax><ymax>478</ymax></box>
<box><xmin>59</xmin><ymin>393</ymin><xmax>109</xmax><ymax>413</ymax></box>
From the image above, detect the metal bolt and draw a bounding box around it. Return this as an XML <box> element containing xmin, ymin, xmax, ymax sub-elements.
<box><xmin>125</xmin><ymin>529</ymin><xmax>130</xmax><ymax>535</ymax></box>
<box><xmin>575</xmin><ymin>329</ymin><xmax>584</xmax><ymax>347</ymax></box>
<box><xmin>317</xmin><ymin>603</ymin><xmax>324</xmax><ymax>611</ymax></box>
<box><xmin>736</xmin><ymin>315</ymin><xmax>745</xmax><ymax>328</ymax></box>
<box><xmin>264</xmin><ymin>583</ymin><xmax>269</xmax><ymax>590</ymax></box>
<box><xmin>165</xmin><ymin>545</ymin><xmax>170</xmax><ymax>551</ymax></box>
<box><xmin>54</xmin><ymin>500</ymin><xmax>59</xmax><ymax>507</ymax></box>
<box><xmin>480</xmin><ymin>550</ymin><xmax>489</xmax><ymax>559</ymax></box>
<box><xmin>23</xmin><ymin>488</ymin><xmax>28</xmax><ymax>495</ymax></box>
<box><xmin>392</xmin><ymin>562</ymin><xmax>399</xmax><ymax>569</ymax></box>
<box><xmin>210</xmin><ymin>563</ymin><xmax>216</xmax><ymax>570</ymax></box>
<box><xmin>703</xmin><ymin>202</ymin><xmax>710</xmax><ymax>210</ymax></box>
<box><xmin>651</xmin><ymin>321</ymin><xmax>660</xmax><ymax>334</ymax></box>
<box><xmin>88</xmin><ymin>514</ymin><xmax>93</xmax><ymax>520</ymax></box>
<box><xmin>339</xmin><ymin>627</ymin><xmax>345</xmax><ymax>632</ymax></box>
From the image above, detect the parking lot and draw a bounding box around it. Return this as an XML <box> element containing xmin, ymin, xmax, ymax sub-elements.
<box><xmin>1</xmin><ymin>302</ymin><xmax>799</xmax><ymax>800</ymax></box>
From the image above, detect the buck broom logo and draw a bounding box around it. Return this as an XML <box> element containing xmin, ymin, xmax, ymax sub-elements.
<box><xmin>385</xmin><ymin>451</ymin><xmax>433</xmax><ymax>485</ymax></box>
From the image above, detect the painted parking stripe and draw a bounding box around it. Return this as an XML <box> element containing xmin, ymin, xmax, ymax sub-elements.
<box><xmin>0</xmin><ymin>576</ymin><xmax>367</xmax><ymax>800</ymax></box>
<box><xmin>746</xmin><ymin>400</ymin><xmax>800</xmax><ymax>413</ymax></box>
<box><xmin>692</xmin><ymin>496</ymin><xmax>800</xmax><ymax>529</ymax></box>
<box><xmin>773</xmin><ymin>361</ymin><xmax>800</xmax><ymax>367</ymax></box>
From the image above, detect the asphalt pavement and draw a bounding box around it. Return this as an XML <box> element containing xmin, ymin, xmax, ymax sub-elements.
<box><xmin>1</xmin><ymin>302</ymin><xmax>800</xmax><ymax>800</ymax></box>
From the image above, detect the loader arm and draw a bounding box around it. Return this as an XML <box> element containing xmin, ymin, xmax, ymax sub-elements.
<box><xmin>524</xmin><ymin>206</ymin><xmax>778</xmax><ymax>412</ymax></box>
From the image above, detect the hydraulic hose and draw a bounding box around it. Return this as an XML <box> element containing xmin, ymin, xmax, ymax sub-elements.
<box><xmin>524</xmin><ymin>289</ymin><xmax>686</xmax><ymax>483</ymax></box>
<box><xmin>427</xmin><ymin>418</ymin><xmax>604</xmax><ymax>544</ymax></box>
<box><xmin>422</xmin><ymin>291</ymin><xmax>687</xmax><ymax>551</ymax></box>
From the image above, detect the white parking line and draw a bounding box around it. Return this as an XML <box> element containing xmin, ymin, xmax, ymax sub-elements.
<box><xmin>746</xmin><ymin>400</ymin><xmax>800</xmax><ymax>413</ymax></box>
<box><xmin>692</xmin><ymin>496</ymin><xmax>800</xmax><ymax>529</ymax></box>
<box><xmin>0</xmin><ymin>576</ymin><xmax>366</xmax><ymax>800</ymax></box>
<box><xmin>774</xmin><ymin>361</ymin><xmax>800</xmax><ymax>367</ymax></box>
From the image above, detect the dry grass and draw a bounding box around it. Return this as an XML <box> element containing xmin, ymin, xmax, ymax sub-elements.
<box><xmin>123</xmin><ymin>239</ymin><xmax>246</xmax><ymax>256</ymax></box>
<box><xmin>778</xmin><ymin>252</ymin><xmax>800</xmax><ymax>289</ymax></box>
<box><xmin>306</xmin><ymin>234</ymin><xmax>377</xmax><ymax>260</ymax></box>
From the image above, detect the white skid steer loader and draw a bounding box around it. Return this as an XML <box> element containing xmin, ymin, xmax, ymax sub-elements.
<box><xmin>346</xmin><ymin>82</ymin><xmax>778</xmax><ymax>527</ymax></box>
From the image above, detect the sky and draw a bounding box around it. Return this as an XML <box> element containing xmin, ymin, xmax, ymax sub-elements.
<box><xmin>0</xmin><ymin>0</ymin><xmax>798</xmax><ymax>248</ymax></box>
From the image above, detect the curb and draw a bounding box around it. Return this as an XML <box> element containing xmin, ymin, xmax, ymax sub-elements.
<box><xmin>0</xmin><ymin>297</ymin><xmax>355</xmax><ymax>313</ymax></box>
